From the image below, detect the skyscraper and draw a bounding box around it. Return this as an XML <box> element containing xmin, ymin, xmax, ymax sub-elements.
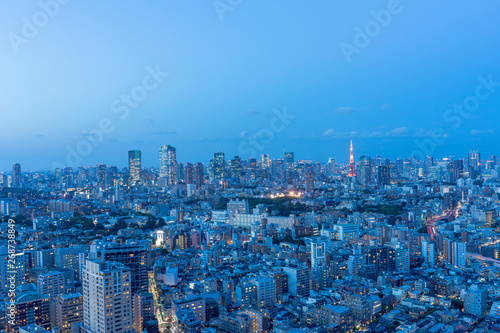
<box><xmin>213</xmin><ymin>152</ymin><xmax>225</xmax><ymax>181</ymax></box>
<box><xmin>83</xmin><ymin>260</ymin><xmax>133</xmax><ymax>333</ymax></box>
<box><xmin>468</xmin><ymin>150</ymin><xmax>481</xmax><ymax>179</ymax></box>
<box><xmin>128</xmin><ymin>150</ymin><xmax>142</xmax><ymax>184</ymax></box>
<box><xmin>231</xmin><ymin>156</ymin><xmax>242</xmax><ymax>178</ymax></box>
<box><xmin>194</xmin><ymin>163</ymin><xmax>204</xmax><ymax>189</ymax></box>
<box><xmin>378</xmin><ymin>165</ymin><xmax>390</xmax><ymax>186</ymax></box>
<box><xmin>159</xmin><ymin>145</ymin><xmax>177</xmax><ymax>186</ymax></box>
<box><xmin>12</xmin><ymin>163</ymin><xmax>21</xmax><ymax>188</ymax></box>
<box><xmin>261</xmin><ymin>154</ymin><xmax>270</xmax><ymax>169</ymax></box>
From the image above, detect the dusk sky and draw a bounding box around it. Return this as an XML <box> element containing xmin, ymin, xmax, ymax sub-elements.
<box><xmin>2</xmin><ymin>1</ymin><xmax>500</xmax><ymax>171</ymax></box>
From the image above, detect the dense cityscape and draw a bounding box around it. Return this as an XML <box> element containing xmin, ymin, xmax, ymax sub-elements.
<box><xmin>2</xmin><ymin>140</ymin><xmax>500</xmax><ymax>333</ymax></box>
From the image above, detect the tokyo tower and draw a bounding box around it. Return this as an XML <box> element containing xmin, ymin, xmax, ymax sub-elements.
<box><xmin>348</xmin><ymin>138</ymin><xmax>356</xmax><ymax>177</ymax></box>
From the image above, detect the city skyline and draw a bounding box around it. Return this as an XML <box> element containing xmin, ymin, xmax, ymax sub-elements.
<box><xmin>1</xmin><ymin>142</ymin><xmax>495</xmax><ymax>173</ymax></box>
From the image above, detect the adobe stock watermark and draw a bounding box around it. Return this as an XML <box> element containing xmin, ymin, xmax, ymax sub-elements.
<box><xmin>7</xmin><ymin>0</ymin><xmax>70</xmax><ymax>54</ymax></box>
<box><xmin>213</xmin><ymin>0</ymin><xmax>242</xmax><ymax>22</ymax></box>
<box><xmin>408</xmin><ymin>74</ymin><xmax>499</xmax><ymax>161</ymax></box>
<box><xmin>51</xmin><ymin>65</ymin><xmax>169</xmax><ymax>169</ymax></box>
<box><xmin>237</xmin><ymin>107</ymin><xmax>295</xmax><ymax>159</ymax></box>
<box><xmin>340</xmin><ymin>0</ymin><xmax>411</xmax><ymax>64</ymax></box>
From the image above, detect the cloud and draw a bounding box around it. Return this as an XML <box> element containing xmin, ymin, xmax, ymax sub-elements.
<box><xmin>322</xmin><ymin>129</ymin><xmax>337</xmax><ymax>137</ymax></box>
<box><xmin>322</xmin><ymin>127</ymin><xmax>409</xmax><ymax>140</ymax></box>
<box><xmin>36</xmin><ymin>134</ymin><xmax>44</xmax><ymax>138</ymax></box>
<box><xmin>238</xmin><ymin>131</ymin><xmax>247</xmax><ymax>138</ymax></box>
<box><xmin>245</xmin><ymin>109</ymin><xmax>261</xmax><ymax>115</ymax></box>
<box><xmin>381</xmin><ymin>103</ymin><xmax>390</xmax><ymax>109</ymax></box>
<box><xmin>153</xmin><ymin>130</ymin><xmax>178</xmax><ymax>135</ymax></box>
<box><xmin>471</xmin><ymin>129</ymin><xmax>493</xmax><ymax>136</ymax></box>
<box><xmin>334</xmin><ymin>106</ymin><xmax>355</xmax><ymax>114</ymax></box>
<box><xmin>390</xmin><ymin>127</ymin><xmax>409</xmax><ymax>136</ymax></box>
<box><xmin>413</xmin><ymin>128</ymin><xmax>450</xmax><ymax>139</ymax></box>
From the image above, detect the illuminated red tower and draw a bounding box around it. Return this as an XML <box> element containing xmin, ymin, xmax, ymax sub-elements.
<box><xmin>348</xmin><ymin>138</ymin><xmax>357</xmax><ymax>177</ymax></box>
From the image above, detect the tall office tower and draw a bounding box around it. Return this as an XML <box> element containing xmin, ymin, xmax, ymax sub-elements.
<box><xmin>194</xmin><ymin>163</ymin><xmax>204</xmax><ymax>189</ymax></box>
<box><xmin>12</xmin><ymin>163</ymin><xmax>21</xmax><ymax>188</ymax></box>
<box><xmin>304</xmin><ymin>168</ymin><xmax>315</xmax><ymax>193</ymax></box>
<box><xmin>37</xmin><ymin>271</ymin><xmax>65</xmax><ymax>299</ymax></box>
<box><xmin>6</xmin><ymin>285</ymin><xmax>51</xmax><ymax>332</ymax></box>
<box><xmin>272</xmin><ymin>159</ymin><xmax>284</xmax><ymax>180</ymax></box>
<box><xmin>83</xmin><ymin>260</ymin><xmax>133</xmax><ymax>333</ymax></box>
<box><xmin>231</xmin><ymin>156</ymin><xmax>242</xmax><ymax>178</ymax></box>
<box><xmin>468</xmin><ymin>150</ymin><xmax>481</xmax><ymax>179</ymax></box>
<box><xmin>283</xmin><ymin>265</ymin><xmax>310</xmax><ymax>298</ymax></box>
<box><xmin>128</xmin><ymin>150</ymin><xmax>142</xmax><ymax>184</ymax></box>
<box><xmin>96</xmin><ymin>163</ymin><xmax>106</xmax><ymax>185</ymax></box>
<box><xmin>452</xmin><ymin>241</ymin><xmax>466</xmax><ymax>268</ymax></box>
<box><xmin>91</xmin><ymin>243</ymin><xmax>148</xmax><ymax>294</ymax></box>
<box><xmin>421</xmin><ymin>240</ymin><xmax>436</xmax><ymax>266</ymax></box>
<box><xmin>177</xmin><ymin>162</ymin><xmax>185</xmax><ymax>182</ymax></box>
<box><xmin>133</xmin><ymin>293</ymin><xmax>156</xmax><ymax>333</ymax></box>
<box><xmin>378</xmin><ymin>165</ymin><xmax>390</xmax><ymax>186</ymax></box>
<box><xmin>159</xmin><ymin>145</ymin><xmax>177</xmax><ymax>186</ymax></box>
<box><xmin>261</xmin><ymin>154</ymin><xmax>270</xmax><ymax>169</ymax></box>
<box><xmin>254</xmin><ymin>277</ymin><xmax>276</xmax><ymax>308</ymax></box>
<box><xmin>452</xmin><ymin>159</ymin><xmax>464</xmax><ymax>180</ymax></box>
<box><xmin>284</xmin><ymin>151</ymin><xmax>295</xmax><ymax>182</ymax></box>
<box><xmin>464</xmin><ymin>285</ymin><xmax>488</xmax><ymax>317</ymax></box>
<box><xmin>213</xmin><ymin>152</ymin><xmax>225</xmax><ymax>181</ymax></box>
<box><xmin>327</xmin><ymin>157</ymin><xmax>336</xmax><ymax>175</ymax></box>
<box><xmin>310</xmin><ymin>239</ymin><xmax>326</xmax><ymax>269</ymax></box>
<box><xmin>76</xmin><ymin>167</ymin><xmax>87</xmax><ymax>185</ymax></box>
<box><xmin>425</xmin><ymin>156</ymin><xmax>434</xmax><ymax>171</ymax></box>
<box><xmin>55</xmin><ymin>293</ymin><xmax>83</xmax><ymax>333</ymax></box>
<box><xmin>347</xmin><ymin>139</ymin><xmax>356</xmax><ymax>178</ymax></box>
<box><xmin>185</xmin><ymin>163</ymin><xmax>194</xmax><ymax>185</ymax></box>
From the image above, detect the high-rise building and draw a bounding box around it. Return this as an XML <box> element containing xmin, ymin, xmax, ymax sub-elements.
<box><xmin>159</xmin><ymin>145</ymin><xmax>177</xmax><ymax>186</ymax></box>
<box><xmin>310</xmin><ymin>238</ymin><xmax>326</xmax><ymax>269</ymax></box>
<box><xmin>55</xmin><ymin>246</ymin><xmax>87</xmax><ymax>273</ymax></box>
<box><xmin>213</xmin><ymin>152</ymin><xmax>225</xmax><ymax>181</ymax></box>
<box><xmin>361</xmin><ymin>245</ymin><xmax>396</xmax><ymax>275</ymax></box>
<box><xmin>378</xmin><ymin>165</ymin><xmax>390</xmax><ymax>186</ymax></box>
<box><xmin>261</xmin><ymin>154</ymin><xmax>270</xmax><ymax>169</ymax></box>
<box><xmin>254</xmin><ymin>277</ymin><xmax>276</xmax><ymax>308</ymax></box>
<box><xmin>55</xmin><ymin>293</ymin><xmax>83</xmax><ymax>333</ymax></box>
<box><xmin>421</xmin><ymin>240</ymin><xmax>436</xmax><ymax>266</ymax></box>
<box><xmin>194</xmin><ymin>163</ymin><xmax>204</xmax><ymax>189</ymax></box>
<box><xmin>452</xmin><ymin>241</ymin><xmax>466</xmax><ymax>269</ymax></box>
<box><xmin>82</xmin><ymin>260</ymin><xmax>133</xmax><ymax>333</ymax></box>
<box><xmin>37</xmin><ymin>271</ymin><xmax>65</xmax><ymax>299</ymax></box>
<box><xmin>128</xmin><ymin>150</ymin><xmax>142</xmax><ymax>184</ymax></box>
<box><xmin>468</xmin><ymin>150</ymin><xmax>481</xmax><ymax>179</ymax></box>
<box><xmin>12</xmin><ymin>163</ymin><xmax>21</xmax><ymax>188</ymax></box>
<box><xmin>231</xmin><ymin>156</ymin><xmax>242</xmax><ymax>178</ymax></box>
<box><xmin>283</xmin><ymin>265</ymin><xmax>310</xmax><ymax>298</ymax></box>
<box><xmin>91</xmin><ymin>242</ymin><xmax>149</xmax><ymax>294</ymax></box>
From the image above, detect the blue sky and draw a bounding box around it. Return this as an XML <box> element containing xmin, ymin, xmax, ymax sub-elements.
<box><xmin>1</xmin><ymin>1</ymin><xmax>500</xmax><ymax>171</ymax></box>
